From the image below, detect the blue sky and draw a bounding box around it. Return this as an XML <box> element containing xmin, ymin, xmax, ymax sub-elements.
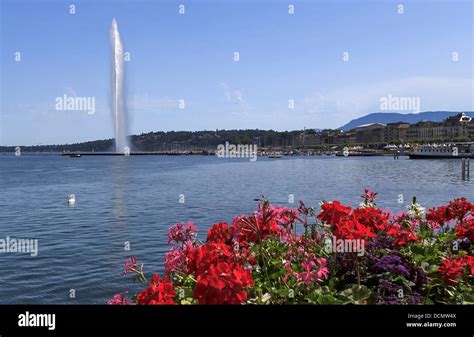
<box><xmin>1</xmin><ymin>0</ymin><xmax>473</xmax><ymax>146</ymax></box>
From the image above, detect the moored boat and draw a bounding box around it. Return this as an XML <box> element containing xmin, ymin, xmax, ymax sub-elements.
<box><xmin>268</xmin><ymin>152</ymin><xmax>283</xmax><ymax>159</ymax></box>
<box><xmin>408</xmin><ymin>142</ymin><xmax>474</xmax><ymax>159</ymax></box>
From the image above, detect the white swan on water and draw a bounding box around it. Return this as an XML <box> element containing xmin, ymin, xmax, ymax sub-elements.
<box><xmin>67</xmin><ymin>194</ymin><xmax>76</xmax><ymax>205</ymax></box>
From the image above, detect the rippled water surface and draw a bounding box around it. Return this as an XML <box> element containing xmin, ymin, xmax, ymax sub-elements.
<box><xmin>0</xmin><ymin>153</ymin><xmax>472</xmax><ymax>303</ymax></box>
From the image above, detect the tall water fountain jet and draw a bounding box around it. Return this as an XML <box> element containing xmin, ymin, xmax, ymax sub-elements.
<box><xmin>110</xmin><ymin>18</ymin><xmax>129</xmax><ymax>153</ymax></box>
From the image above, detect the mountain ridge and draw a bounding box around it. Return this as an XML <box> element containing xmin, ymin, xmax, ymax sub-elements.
<box><xmin>338</xmin><ymin>111</ymin><xmax>471</xmax><ymax>131</ymax></box>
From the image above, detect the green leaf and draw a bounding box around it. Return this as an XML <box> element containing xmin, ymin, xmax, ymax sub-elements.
<box><xmin>340</xmin><ymin>285</ymin><xmax>371</xmax><ymax>303</ymax></box>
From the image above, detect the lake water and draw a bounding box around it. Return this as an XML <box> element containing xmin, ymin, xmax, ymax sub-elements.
<box><xmin>0</xmin><ymin>153</ymin><xmax>473</xmax><ymax>304</ymax></box>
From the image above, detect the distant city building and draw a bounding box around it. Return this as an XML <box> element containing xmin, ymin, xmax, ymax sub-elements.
<box><xmin>354</xmin><ymin>123</ymin><xmax>386</xmax><ymax>143</ymax></box>
<box><xmin>384</xmin><ymin>122</ymin><xmax>410</xmax><ymax>143</ymax></box>
<box><xmin>297</xmin><ymin>113</ymin><xmax>474</xmax><ymax>146</ymax></box>
<box><xmin>406</xmin><ymin>113</ymin><xmax>474</xmax><ymax>142</ymax></box>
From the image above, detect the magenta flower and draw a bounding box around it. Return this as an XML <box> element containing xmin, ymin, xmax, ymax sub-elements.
<box><xmin>168</xmin><ymin>222</ymin><xmax>197</xmax><ymax>244</ymax></box>
<box><xmin>297</xmin><ymin>260</ymin><xmax>318</xmax><ymax>285</ymax></box>
<box><xmin>269</xmin><ymin>205</ymin><xmax>300</xmax><ymax>225</ymax></box>
<box><xmin>361</xmin><ymin>188</ymin><xmax>377</xmax><ymax>204</ymax></box>
<box><xmin>164</xmin><ymin>247</ymin><xmax>187</xmax><ymax>274</ymax></box>
<box><xmin>296</xmin><ymin>258</ymin><xmax>329</xmax><ymax>285</ymax></box>
<box><xmin>316</xmin><ymin>258</ymin><xmax>329</xmax><ymax>280</ymax></box>
<box><xmin>107</xmin><ymin>292</ymin><xmax>130</xmax><ymax>305</ymax></box>
<box><xmin>124</xmin><ymin>256</ymin><xmax>138</xmax><ymax>274</ymax></box>
<box><xmin>282</xmin><ymin>260</ymin><xmax>296</xmax><ymax>282</ymax></box>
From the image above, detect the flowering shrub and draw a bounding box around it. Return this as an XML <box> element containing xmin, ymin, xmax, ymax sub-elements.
<box><xmin>110</xmin><ymin>190</ymin><xmax>474</xmax><ymax>305</ymax></box>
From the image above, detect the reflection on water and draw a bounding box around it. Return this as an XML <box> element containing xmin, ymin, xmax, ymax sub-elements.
<box><xmin>112</xmin><ymin>158</ymin><xmax>128</xmax><ymax>226</ymax></box>
<box><xmin>0</xmin><ymin>154</ymin><xmax>472</xmax><ymax>303</ymax></box>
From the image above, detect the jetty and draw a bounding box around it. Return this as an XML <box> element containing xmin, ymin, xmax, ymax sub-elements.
<box><xmin>61</xmin><ymin>151</ymin><xmax>212</xmax><ymax>157</ymax></box>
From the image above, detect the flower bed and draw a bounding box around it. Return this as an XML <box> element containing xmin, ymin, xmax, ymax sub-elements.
<box><xmin>109</xmin><ymin>190</ymin><xmax>474</xmax><ymax>305</ymax></box>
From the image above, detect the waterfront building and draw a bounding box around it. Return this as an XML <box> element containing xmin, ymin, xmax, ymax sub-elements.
<box><xmin>384</xmin><ymin>122</ymin><xmax>410</xmax><ymax>143</ymax></box>
<box><xmin>354</xmin><ymin>123</ymin><xmax>386</xmax><ymax>143</ymax></box>
<box><xmin>294</xmin><ymin>112</ymin><xmax>473</xmax><ymax>147</ymax></box>
<box><xmin>406</xmin><ymin>113</ymin><xmax>474</xmax><ymax>142</ymax></box>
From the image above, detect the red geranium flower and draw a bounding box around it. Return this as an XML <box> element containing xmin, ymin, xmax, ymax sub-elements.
<box><xmin>186</xmin><ymin>242</ymin><xmax>234</xmax><ymax>276</ymax></box>
<box><xmin>448</xmin><ymin>198</ymin><xmax>473</xmax><ymax>220</ymax></box>
<box><xmin>136</xmin><ymin>275</ymin><xmax>176</xmax><ymax>305</ymax></box>
<box><xmin>352</xmin><ymin>207</ymin><xmax>389</xmax><ymax>231</ymax></box>
<box><xmin>317</xmin><ymin>201</ymin><xmax>386</xmax><ymax>241</ymax></box>
<box><xmin>317</xmin><ymin>201</ymin><xmax>352</xmax><ymax>225</ymax></box>
<box><xmin>207</xmin><ymin>222</ymin><xmax>234</xmax><ymax>244</ymax></box>
<box><xmin>437</xmin><ymin>257</ymin><xmax>465</xmax><ymax>286</ymax></box>
<box><xmin>455</xmin><ymin>217</ymin><xmax>474</xmax><ymax>241</ymax></box>
<box><xmin>464</xmin><ymin>255</ymin><xmax>474</xmax><ymax>277</ymax></box>
<box><xmin>231</xmin><ymin>201</ymin><xmax>300</xmax><ymax>243</ymax></box>
<box><xmin>193</xmin><ymin>262</ymin><xmax>254</xmax><ymax>304</ymax></box>
<box><xmin>427</xmin><ymin>198</ymin><xmax>473</xmax><ymax>225</ymax></box>
<box><xmin>385</xmin><ymin>222</ymin><xmax>418</xmax><ymax>246</ymax></box>
<box><xmin>232</xmin><ymin>214</ymin><xmax>279</xmax><ymax>243</ymax></box>
<box><xmin>426</xmin><ymin>206</ymin><xmax>451</xmax><ymax>225</ymax></box>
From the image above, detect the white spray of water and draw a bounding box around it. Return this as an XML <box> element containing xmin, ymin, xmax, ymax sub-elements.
<box><xmin>110</xmin><ymin>18</ymin><xmax>129</xmax><ymax>153</ymax></box>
